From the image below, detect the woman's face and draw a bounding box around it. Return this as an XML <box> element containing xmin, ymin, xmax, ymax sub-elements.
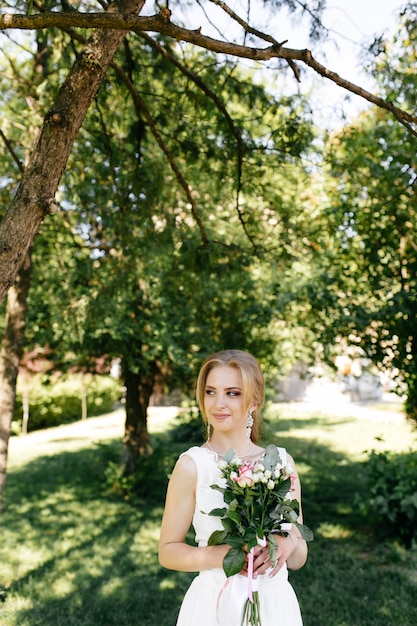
<box><xmin>204</xmin><ymin>365</ymin><xmax>247</xmax><ymax>436</ymax></box>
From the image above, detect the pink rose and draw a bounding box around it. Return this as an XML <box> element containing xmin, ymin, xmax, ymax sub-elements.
<box><xmin>232</xmin><ymin>463</ymin><xmax>254</xmax><ymax>488</ymax></box>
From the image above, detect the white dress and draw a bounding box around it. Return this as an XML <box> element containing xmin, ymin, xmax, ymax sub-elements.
<box><xmin>175</xmin><ymin>446</ymin><xmax>303</xmax><ymax>626</ymax></box>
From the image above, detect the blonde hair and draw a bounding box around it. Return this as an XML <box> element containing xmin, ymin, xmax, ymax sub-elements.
<box><xmin>196</xmin><ymin>349</ymin><xmax>265</xmax><ymax>444</ymax></box>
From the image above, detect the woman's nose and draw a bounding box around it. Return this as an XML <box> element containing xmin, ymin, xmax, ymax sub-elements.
<box><xmin>214</xmin><ymin>394</ymin><xmax>226</xmax><ymax>407</ymax></box>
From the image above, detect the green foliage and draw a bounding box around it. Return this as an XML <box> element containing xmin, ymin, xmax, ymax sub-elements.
<box><xmin>292</xmin><ymin>101</ymin><xmax>417</xmax><ymax>419</ymax></box>
<box><xmin>14</xmin><ymin>375</ymin><xmax>122</xmax><ymax>431</ymax></box>
<box><xmin>360</xmin><ymin>449</ymin><xmax>417</xmax><ymax>547</ymax></box>
<box><xmin>12</xmin><ymin>31</ymin><xmax>316</xmax><ymax>406</ymax></box>
<box><xmin>168</xmin><ymin>406</ymin><xmax>205</xmax><ymax>444</ymax></box>
<box><xmin>104</xmin><ymin>442</ymin><xmax>180</xmax><ymax>503</ymax></box>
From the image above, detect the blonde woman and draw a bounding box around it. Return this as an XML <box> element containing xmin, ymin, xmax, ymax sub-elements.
<box><xmin>159</xmin><ymin>350</ymin><xmax>308</xmax><ymax>625</ymax></box>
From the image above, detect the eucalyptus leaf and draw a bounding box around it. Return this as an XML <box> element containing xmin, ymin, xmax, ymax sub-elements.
<box><xmin>223</xmin><ymin>449</ymin><xmax>235</xmax><ymax>463</ymax></box>
<box><xmin>263</xmin><ymin>444</ymin><xmax>281</xmax><ymax>472</ymax></box>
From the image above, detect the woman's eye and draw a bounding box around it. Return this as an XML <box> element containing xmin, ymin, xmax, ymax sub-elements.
<box><xmin>227</xmin><ymin>391</ymin><xmax>241</xmax><ymax>396</ymax></box>
<box><xmin>205</xmin><ymin>389</ymin><xmax>215</xmax><ymax>395</ymax></box>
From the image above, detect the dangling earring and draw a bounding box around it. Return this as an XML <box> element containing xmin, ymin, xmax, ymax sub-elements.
<box><xmin>246</xmin><ymin>409</ymin><xmax>254</xmax><ymax>440</ymax></box>
<box><xmin>207</xmin><ymin>421</ymin><xmax>211</xmax><ymax>441</ymax></box>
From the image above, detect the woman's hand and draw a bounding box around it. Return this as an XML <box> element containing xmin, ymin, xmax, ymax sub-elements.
<box><xmin>241</xmin><ymin>534</ymin><xmax>296</xmax><ymax>578</ymax></box>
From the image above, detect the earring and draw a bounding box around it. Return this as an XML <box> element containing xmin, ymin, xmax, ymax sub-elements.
<box><xmin>207</xmin><ymin>422</ymin><xmax>211</xmax><ymax>441</ymax></box>
<box><xmin>246</xmin><ymin>409</ymin><xmax>254</xmax><ymax>440</ymax></box>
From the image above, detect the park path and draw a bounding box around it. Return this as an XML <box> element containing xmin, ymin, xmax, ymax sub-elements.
<box><xmin>7</xmin><ymin>406</ymin><xmax>179</xmax><ymax>465</ymax></box>
<box><xmin>8</xmin><ymin>391</ymin><xmax>405</xmax><ymax>464</ymax></box>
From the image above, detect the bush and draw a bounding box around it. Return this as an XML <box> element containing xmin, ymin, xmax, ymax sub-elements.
<box><xmin>104</xmin><ymin>443</ymin><xmax>180</xmax><ymax>503</ymax></box>
<box><xmin>169</xmin><ymin>404</ymin><xmax>206</xmax><ymax>444</ymax></box>
<box><xmin>14</xmin><ymin>375</ymin><xmax>122</xmax><ymax>431</ymax></box>
<box><xmin>361</xmin><ymin>450</ymin><xmax>417</xmax><ymax>547</ymax></box>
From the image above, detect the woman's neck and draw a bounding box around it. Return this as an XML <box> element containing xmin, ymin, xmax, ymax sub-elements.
<box><xmin>205</xmin><ymin>436</ymin><xmax>254</xmax><ymax>459</ymax></box>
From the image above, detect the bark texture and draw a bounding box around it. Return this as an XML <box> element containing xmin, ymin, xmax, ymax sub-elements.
<box><xmin>120</xmin><ymin>366</ymin><xmax>154</xmax><ymax>475</ymax></box>
<box><xmin>0</xmin><ymin>251</ymin><xmax>32</xmax><ymax>512</ymax></box>
<box><xmin>0</xmin><ymin>0</ymin><xmax>146</xmax><ymax>301</ymax></box>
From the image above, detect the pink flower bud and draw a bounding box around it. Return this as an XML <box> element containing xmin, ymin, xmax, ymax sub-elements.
<box><xmin>232</xmin><ymin>463</ymin><xmax>254</xmax><ymax>488</ymax></box>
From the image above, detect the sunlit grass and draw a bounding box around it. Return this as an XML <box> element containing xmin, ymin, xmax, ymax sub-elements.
<box><xmin>1</xmin><ymin>405</ymin><xmax>416</xmax><ymax>625</ymax></box>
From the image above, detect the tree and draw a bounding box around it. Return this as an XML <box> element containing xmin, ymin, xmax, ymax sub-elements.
<box><xmin>286</xmin><ymin>6</ymin><xmax>417</xmax><ymax>421</ymax></box>
<box><xmin>1</xmin><ymin>0</ymin><xmax>417</xmax><ymax>302</ymax></box>
<box><xmin>0</xmin><ymin>251</ymin><xmax>31</xmax><ymax>512</ymax></box>
<box><xmin>19</xmin><ymin>37</ymin><xmax>315</xmax><ymax>472</ymax></box>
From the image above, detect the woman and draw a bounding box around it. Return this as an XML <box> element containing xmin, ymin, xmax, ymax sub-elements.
<box><xmin>159</xmin><ymin>350</ymin><xmax>308</xmax><ymax>625</ymax></box>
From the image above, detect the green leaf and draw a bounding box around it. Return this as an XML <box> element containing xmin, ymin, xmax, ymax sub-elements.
<box><xmin>208</xmin><ymin>530</ymin><xmax>228</xmax><ymax>546</ymax></box>
<box><xmin>223</xmin><ymin>547</ymin><xmax>246</xmax><ymax>577</ymax></box>
<box><xmin>243</xmin><ymin>527</ymin><xmax>257</xmax><ymax>546</ymax></box>
<box><xmin>227</xmin><ymin>510</ymin><xmax>242</xmax><ymax>524</ymax></box>
<box><xmin>267</xmin><ymin>532</ymin><xmax>278</xmax><ymax>565</ymax></box>
<box><xmin>275</xmin><ymin>478</ymin><xmax>291</xmax><ymax>496</ymax></box>
<box><xmin>222</xmin><ymin>517</ymin><xmax>238</xmax><ymax>532</ymax></box>
<box><xmin>228</xmin><ymin>498</ymin><xmax>239</xmax><ymax>511</ymax></box>
<box><xmin>208</xmin><ymin>507</ymin><xmax>227</xmax><ymax>517</ymax></box>
<box><xmin>224</xmin><ymin>491</ymin><xmax>237</xmax><ymax>505</ymax></box>
<box><xmin>226</xmin><ymin>535</ymin><xmax>245</xmax><ymax>549</ymax></box>
<box><xmin>295</xmin><ymin>522</ymin><xmax>314</xmax><ymax>542</ymax></box>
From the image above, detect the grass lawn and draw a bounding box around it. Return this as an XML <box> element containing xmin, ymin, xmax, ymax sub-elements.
<box><xmin>1</xmin><ymin>404</ymin><xmax>416</xmax><ymax>626</ymax></box>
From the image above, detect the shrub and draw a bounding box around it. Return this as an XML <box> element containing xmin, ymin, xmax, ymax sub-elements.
<box><xmin>14</xmin><ymin>374</ymin><xmax>122</xmax><ymax>431</ymax></box>
<box><xmin>361</xmin><ymin>450</ymin><xmax>417</xmax><ymax>547</ymax></box>
<box><xmin>104</xmin><ymin>443</ymin><xmax>179</xmax><ymax>503</ymax></box>
<box><xmin>169</xmin><ymin>403</ymin><xmax>205</xmax><ymax>443</ymax></box>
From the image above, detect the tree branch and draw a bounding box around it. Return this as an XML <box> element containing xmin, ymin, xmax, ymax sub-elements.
<box><xmin>138</xmin><ymin>33</ymin><xmax>259</xmax><ymax>251</ymax></box>
<box><xmin>0</xmin><ymin>128</ymin><xmax>24</xmax><ymax>173</ymax></box>
<box><xmin>110</xmin><ymin>59</ymin><xmax>210</xmax><ymax>246</ymax></box>
<box><xmin>1</xmin><ymin>10</ymin><xmax>416</xmax><ymax>134</ymax></box>
<box><xmin>206</xmin><ymin>0</ymin><xmax>300</xmax><ymax>81</ymax></box>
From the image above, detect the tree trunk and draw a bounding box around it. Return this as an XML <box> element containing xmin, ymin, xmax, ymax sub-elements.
<box><xmin>120</xmin><ymin>366</ymin><xmax>153</xmax><ymax>475</ymax></box>
<box><xmin>0</xmin><ymin>0</ymin><xmax>145</xmax><ymax>303</ymax></box>
<box><xmin>0</xmin><ymin>250</ymin><xmax>32</xmax><ymax>512</ymax></box>
<box><xmin>21</xmin><ymin>378</ymin><xmax>30</xmax><ymax>436</ymax></box>
<box><xmin>0</xmin><ymin>0</ymin><xmax>146</xmax><ymax>513</ymax></box>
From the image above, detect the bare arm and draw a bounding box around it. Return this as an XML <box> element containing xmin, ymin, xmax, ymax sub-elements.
<box><xmin>158</xmin><ymin>453</ymin><xmax>230</xmax><ymax>572</ymax></box>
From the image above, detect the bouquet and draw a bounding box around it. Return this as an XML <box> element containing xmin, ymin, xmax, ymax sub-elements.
<box><xmin>207</xmin><ymin>444</ymin><xmax>313</xmax><ymax>626</ymax></box>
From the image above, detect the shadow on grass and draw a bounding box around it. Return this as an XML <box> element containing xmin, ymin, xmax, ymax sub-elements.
<box><xmin>1</xmin><ymin>438</ymin><xmax>191</xmax><ymax>625</ymax></box>
<box><xmin>1</xmin><ymin>416</ymin><xmax>416</xmax><ymax>626</ymax></box>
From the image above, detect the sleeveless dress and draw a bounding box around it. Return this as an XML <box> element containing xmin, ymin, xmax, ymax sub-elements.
<box><xmin>175</xmin><ymin>446</ymin><xmax>303</xmax><ymax>626</ymax></box>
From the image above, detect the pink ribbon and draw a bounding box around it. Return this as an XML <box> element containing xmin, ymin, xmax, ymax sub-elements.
<box><xmin>216</xmin><ymin>577</ymin><xmax>232</xmax><ymax>624</ymax></box>
<box><xmin>216</xmin><ymin>537</ymin><xmax>266</xmax><ymax>623</ymax></box>
<box><xmin>247</xmin><ymin>547</ymin><xmax>255</xmax><ymax>603</ymax></box>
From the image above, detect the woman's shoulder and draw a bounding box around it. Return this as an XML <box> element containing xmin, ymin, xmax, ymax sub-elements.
<box><xmin>170</xmin><ymin>447</ymin><xmax>201</xmax><ymax>483</ymax></box>
<box><xmin>180</xmin><ymin>445</ymin><xmax>206</xmax><ymax>460</ymax></box>
<box><xmin>175</xmin><ymin>445</ymin><xmax>217</xmax><ymax>486</ymax></box>
<box><xmin>177</xmin><ymin>445</ymin><xmax>210</xmax><ymax>470</ymax></box>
